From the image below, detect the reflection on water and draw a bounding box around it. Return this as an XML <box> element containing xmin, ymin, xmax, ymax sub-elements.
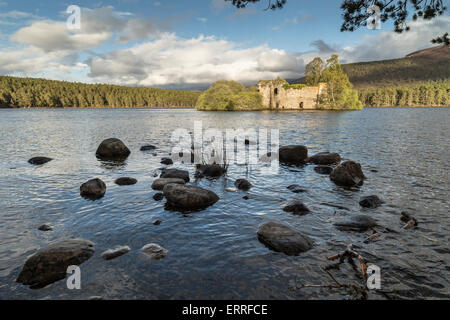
<box><xmin>0</xmin><ymin>108</ymin><xmax>449</xmax><ymax>299</ymax></box>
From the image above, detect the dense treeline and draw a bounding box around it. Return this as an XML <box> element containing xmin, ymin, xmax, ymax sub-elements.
<box><xmin>0</xmin><ymin>76</ymin><xmax>201</xmax><ymax>108</ymax></box>
<box><xmin>359</xmin><ymin>81</ymin><xmax>449</xmax><ymax>107</ymax></box>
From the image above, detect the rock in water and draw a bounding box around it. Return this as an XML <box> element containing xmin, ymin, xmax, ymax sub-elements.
<box><xmin>153</xmin><ymin>193</ymin><xmax>164</xmax><ymax>201</ymax></box>
<box><xmin>314</xmin><ymin>165</ymin><xmax>333</xmax><ymax>175</ymax></box>
<box><xmin>334</xmin><ymin>215</ymin><xmax>377</xmax><ymax>232</ymax></box>
<box><xmin>140</xmin><ymin>145</ymin><xmax>156</xmax><ymax>151</ymax></box>
<box><xmin>163</xmin><ymin>184</ymin><xmax>219</xmax><ymax>210</ymax></box>
<box><xmin>195</xmin><ymin>164</ymin><xmax>226</xmax><ymax>178</ymax></box>
<box><xmin>16</xmin><ymin>239</ymin><xmax>94</xmax><ymax>289</ymax></box>
<box><xmin>28</xmin><ymin>157</ymin><xmax>53</xmax><ymax>165</ymax></box>
<box><xmin>307</xmin><ymin>152</ymin><xmax>341</xmax><ymax>165</ymax></box>
<box><xmin>96</xmin><ymin>138</ymin><xmax>130</xmax><ymax>161</ymax></box>
<box><xmin>151</xmin><ymin>178</ymin><xmax>186</xmax><ymax>190</ymax></box>
<box><xmin>330</xmin><ymin>161</ymin><xmax>366</xmax><ymax>187</ymax></box>
<box><xmin>287</xmin><ymin>185</ymin><xmax>307</xmax><ymax>193</ymax></box>
<box><xmin>257</xmin><ymin>222</ymin><xmax>313</xmax><ymax>255</ymax></box>
<box><xmin>38</xmin><ymin>224</ymin><xmax>52</xmax><ymax>231</ymax></box>
<box><xmin>115</xmin><ymin>177</ymin><xmax>137</xmax><ymax>186</ymax></box>
<box><xmin>279</xmin><ymin>145</ymin><xmax>308</xmax><ymax>165</ymax></box>
<box><xmin>282</xmin><ymin>200</ymin><xmax>310</xmax><ymax>215</ymax></box>
<box><xmin>80</xmin><ymin>178</ymin><xmax>106</xmax><ymax>200</ymax></box>
<box><xmin>101</xmin><ymin>246</ymin><xmax>130</xmax><ymax>260</ymax></box>
<box><xmin>141</xmin><ymin>243</ymin><xmax>168</xmax><ymax>260</ymax></box>
<box><xmin>359</xmin><ymin>195</ymin><xmax>383</xmax><ymax>208</ymax></box>
<box><xmin>160</xmin><ymin>168</ymin><xmax>190</xmax><ymax>182</ymax></box>
<box><xmin>161</xmin><ymin>158</ymin><xmax>173</xmax><ymax>165</ymax></box>
<box><xmin>235</xmin><ymin>179</ymin><xmax>252</xmax><ymax>191</ymax></box>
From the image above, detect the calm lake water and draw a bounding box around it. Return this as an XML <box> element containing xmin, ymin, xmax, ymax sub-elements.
<box><xmin>0</xmin><ymin>108</ymin><xmax>449</xmax><ymax>300</ymax></box>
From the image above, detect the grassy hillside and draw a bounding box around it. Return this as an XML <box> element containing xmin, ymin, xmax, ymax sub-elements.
<box><xmin>293</xmin><ymin>45</ymin><xmax>449</xmax><ymax>107</ymax></box>
<box><xmin>0</xmin><ymin>76</ymin><xmax>201</xmax><ymax>108</ymax></box>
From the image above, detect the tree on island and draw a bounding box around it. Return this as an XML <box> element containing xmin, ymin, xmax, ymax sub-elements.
<box><xmin>305</xmin><ymin>55</ymin><xmax>363</xmax><ymax>110</ymax></box>
<box><xmin>226</xmin><ymin>0</ymin><xmax>447</xmax><ymax>44</ymax></box>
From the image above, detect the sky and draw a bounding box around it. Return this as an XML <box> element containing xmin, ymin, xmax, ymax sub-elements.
<box><xmin>0</xmin><ymin>0</ymin><xmax>448</xmax><ymax>89</ymax></box>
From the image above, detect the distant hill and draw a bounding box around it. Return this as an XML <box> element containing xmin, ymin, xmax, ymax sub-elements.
<box><xmin>293</xmin><ymin>46</ymin><xmax>449</xmax><ymax>107</ymax></box>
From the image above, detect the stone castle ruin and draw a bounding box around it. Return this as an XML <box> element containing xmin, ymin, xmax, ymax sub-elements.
<box><xmin>257</xmin><ymin>78</ymin><xmax>326</xmax><ymax>110</ymax></box>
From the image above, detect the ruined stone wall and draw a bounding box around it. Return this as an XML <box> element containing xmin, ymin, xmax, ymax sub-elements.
<box><xmin>257</xmin><ymin>80</ymin><xmax>326</xmax><ymax>110</ymax></box>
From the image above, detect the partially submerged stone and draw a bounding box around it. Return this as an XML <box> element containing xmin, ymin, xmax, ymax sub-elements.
<box><xmin>307</xmin><ymin>152</ymin><xmax>341</xmax><ymax>165</ymax></box>
<box><xmin>28</xmin><ymin>157</ymin><xmax>53</xmax><ymax>165</ymax></box>
<box><xmin>80</xmin><ymin>178</ymin><xmax>106</xmax><ymax>200</ymax></box>
<box><xmin>257</xmin><ymin>222</ymin><xmax>313</xmax><ymax>255</ymax></box>
<box><xmin>163</xmin><ymin>184</ymin><xmax>219</xmax><ymax>210</ymax></box>
<box><xmin>140</xmin><ymin>145</ymin><xmax>156</xmax><ymax>151</ymax></box>
<box><xmin>235</xmin><ymin>179</ymin><xmax>252</xmax><ymax>191</ymax></box>
<box><xmin>16</xmin><ymin>239</ymin><xmax>94</xmax><ymax>289</ymax></box>
<box><xmin>195</xmin><ymin>164</ymin><xmax>226</xmax><ymax>178</ymax></box>
<box><xmin>334</xmin><ymin>215</ymin><xmax>377</xmax><ymax>232</ymax></box>
<box><xmin>115</xmin><ymin>177</ymin><xmax>137</xmax><ymax>186</ymax></box>
<box><xmin>161</xmin><ymin>158</ymin><xmax>173</xmax><ymax>165</ymax></box>
<box><xmin>282</xmin><ymin>200</ymin><xmax>310</xmax><ymax>215</ymax></box>
<box><xmin>101</xmin><ymin>246</ymin><xmax>130</xmax><ymax>260</ymax></box>
<box><xmin>359</xmin><ymin>195</ymin><xmax>383</xmax><ymax>208</ymax></box>
<box><xmin>151</xmin><ymin>178</ymin><xmax>186</xmax><ymax>190</ymax></box>
<box><xmin>38</xmin><ymin>224</ymin><xmax>52</xmax><ymax>232</ymax></box>
<box><xmin>96</xmin><ymin>138</ymin><xmax>130</xmax><ymax>161</ymax></box>
<box><xmin>330</xmin><ymin>161</ymin><xmax>366</xmax><ymax>187</ymax></box>
<box><xmin>287</xmin><ymin>185</ymin><xmax>307</xmax><ymax>193</ymax></box>
<box><xmin>160</xmin><ymin>168</ymin><xmax>190</xmax><ymax>183</ymax></box>
<box><xmin>279</xmin><ymin>145</ymin><xmax>308</xmax><ymax>165</ymax></box>
<box><xmin>314</xmin><ymin>165</ymin><xmax>333</xmax><ymax>175</ymax></box>
<box><xmin>153</xmin><ymin>193</ymin><xmax>164</xmax><ymax>201</ymax></box>
<box><xmin>141</xmin><ymin>243</ymin><xmax>168</xmax><ymax>260</ymax></box>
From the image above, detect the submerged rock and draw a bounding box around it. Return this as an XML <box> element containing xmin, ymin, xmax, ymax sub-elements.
<box><xmin>235</xmin><ymin>179</ymin><xmax>252</xmax><ymax>191</ymax></box>
<box><xmin>16</xmin><ymin>239</ymin><xmax>94</xmax><ymax>289</ymax></box>
<box><xmin>163</xmin><ymin>184</ymin><xmax>219</xmax><ymax>210</ymax></box>
<box><xmin>96</xmin><ymin>138</ymin><xmax>130</xmax><ymax>161</ymax></box>
<box><xmin>115</xmin><ymin>177</ymin><xmax>137</xmax><ymax>186</ymax></box>
<box><xmin>334</xmin><ymin>215</ymin><xmax>377</xmax><ymax>232</ymax></box>
<box><xmin>80</xmin><ymin>178</ymin><xmax>106</xmax><ymax>200</ymax></box>
<box><xmin>195</xmin><ymin>164</ymin><xmax>226</xmax><ymax>178</ymax></box>
<box><xmin>141</xmin><ymin>243</ymin><xmax>168</xmax><ymax>260</ymax></box>
<box><xmin>307</xmin><ymin>152</ymin><xmax>341</xmax><ymax>165</ymax></box>
<box><xmin>359</xmin><ymin>195</ymin><xmax>383</xmax><ymax>208</ymax></box>
<box><xmin>140</xmin><ymin>145</ymin><xmax>156</xmax><ymax>151</ymax></box>
<box><xmin>161</xmin><ymin>158</ymin><xmax>173</xmax><ymax>165</ymax></box>
<box><xmin>28</xmin><ymin>157</ymin><xmax>53</xmax><ymax>165</ymax></box>
<box><xmin>330</xmin><ymin>161</ymin><xmax>366</xmax><ymax>187</ymax></box>
<box><xmin>101</xmin><ymin>246</ymin><xmax>130</xmax><ymax>260</ymax></box>
<box><xmin>38</xmin><ymin>224</ymin><xmax>52</xmax><ymax>232</ymax></box>
<box><xmin>160</xmin><ymin>168</ymin><xmax>190</xmax><ymax>182</ymax></box>
<box><xmin>257</xmin><ymin>222</ymin><xmax>313</xmax><ymax>255</ymax></box>
<box><xmin>279</xmin><ymin>145</ymin><xmax>308</xmax><ymax>165</ymax></box>
<box><xmin>151</xmin><ymin>178</ymin><xmax>186</xmax><ymax>190</ymax></box>
<box><xmin>287</xmin><ymin>185</ymin><xmax>307</xmax><ymax>193</ymax></box>
<box><xmin>314</xmin><ymin>165</ymin><xmax>333</xmax><ymax>175</ymax></box>
<box><xmin>153</xmin><ymin>220</ymin><xmax>162</xmax><ymax>225</ymax></box>
<box><xmin>282</xmin><ymin>200</ymin><xmax>310</xmax><ymax>215</ymax></box>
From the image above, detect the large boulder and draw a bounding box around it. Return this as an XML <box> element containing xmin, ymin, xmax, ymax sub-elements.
<box><xmin>151</xmin><ymin>178</ymin><xmax>186</xmax><ymax>190</ymax></box>
<box><xmin>307</xmin><ymin>152</ymin><xmax>341</xmax><ymax>165</ymax></box>
<box><xmin>160</xmin><ymin>168</ymin><xmax>190</xmax><ymax>182</ymax></box>
<box><xmin>141</xmin><ymin>243</ymin><xmax>168</xmax><ymax>260</ymax></box>
<box><xmin>80</xmin><ymin>178</ymin><xmax>106</xmax><ymax>200</ymax></box>
<box><xmin>96</xmin><ymin>138</ymin><xmax>130</xmax><ymax>161</ymax></box>
<box><xmin>163</xmin><ymin>184</ymin><xmax>219</xmax><ymax>210</ymax></box>
<box><xmin>334</xmin><ymin>215</ymin><xmax>377</xmax><ymax>232</ymax></box>
<box><xmin>28</xmin><ymin>157</ymin><xmax>53</xmax><ymax>165</ymax></box>
<box><xmin>330</xmin><ymin>161</ymin><xmax>366</xmax><ymax>187</ymax></box>
<box><xmin>16</xmin><ymin>239</ymin><xmax>94</xmax><ymax>289</ymax></box>
<box><xmin>279</xmin><ymin>145</ymin><xmax>308</xmax><ymax>165</ymax></box>
<box><xmin>282</xmin><ymin>200</ymin><xmax>310</xmax><ymax>215</ymax></box>
<box><xmin>195</xmin><ymin>164</ymin><xmax>226</xmax><ymax>178</ymax></box>
<box><xmin>257</xmin><ymin>222</ymin><xmax>313</xmax><ymax>255</ymax></box>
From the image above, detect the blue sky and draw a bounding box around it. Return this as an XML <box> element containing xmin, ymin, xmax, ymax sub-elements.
<box><xmin>0</xmin><ymin>0</ymin><xmax>448</xmax><ymax>88</ymax></box>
